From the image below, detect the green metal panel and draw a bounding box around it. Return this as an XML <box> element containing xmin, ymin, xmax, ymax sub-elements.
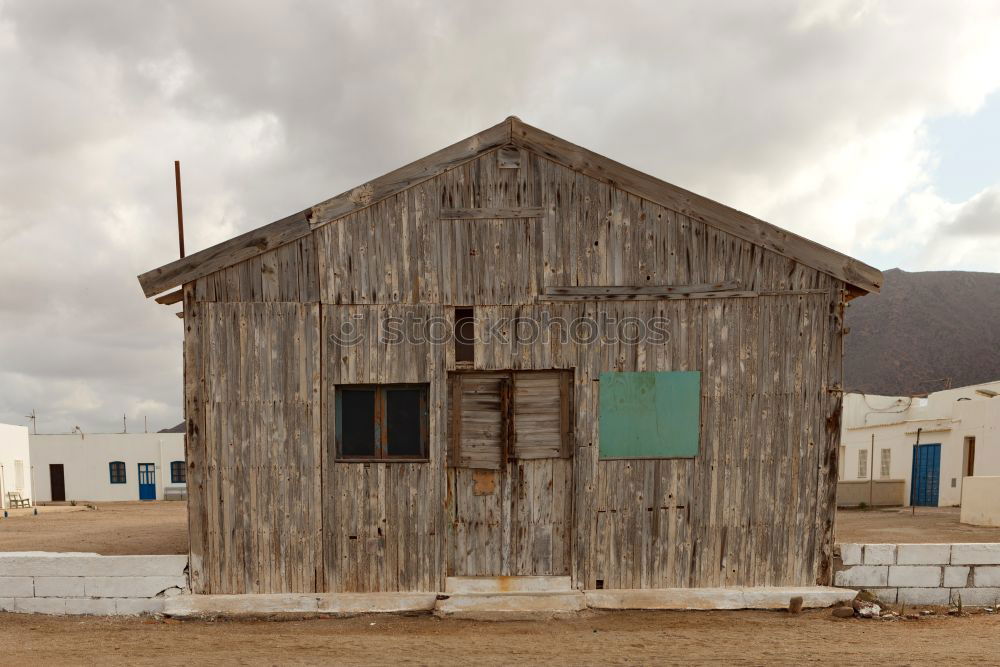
<box><xmin>598</xmin><ymin>371</ymin><xmax>701</xmax><ymax>459</ymax></box>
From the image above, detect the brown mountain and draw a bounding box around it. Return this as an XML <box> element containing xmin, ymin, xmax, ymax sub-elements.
<box><xmin>844</xmin><ymin>268</ymin><xmax>1000</xmax><ymax>396</ymax></box>
<box><xmin>158</xmin><ymin>422</ymin><xmax>185</xmax><ymax>433</ymax></box>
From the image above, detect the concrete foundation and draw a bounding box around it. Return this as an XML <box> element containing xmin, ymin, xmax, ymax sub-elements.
<box><xmin>164</xmin><ymin>585</ymin><xmax>855</xmax><ymax>619</ymax></box>
<box><xmin>166</xmin><ymin>592</ymin><xmax>439</xmax><ymax>617</ymax></box>
<box><xmin>584</xmin><ymin>587</ymin><xmax>854</xmax><ymax>611</ymax></box>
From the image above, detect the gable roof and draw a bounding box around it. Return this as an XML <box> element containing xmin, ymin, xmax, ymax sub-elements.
<box><xmin>137</xmin><ymin>117</ymin><xmax>882</xmax><ymax>297</ymax></box>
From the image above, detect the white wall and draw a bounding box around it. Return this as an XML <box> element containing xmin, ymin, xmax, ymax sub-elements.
<box><xmin>29</xmin><ymin>433</ymin><xmax>185</xmax><ymax>503</ymax></box>
<box><xmin>961</xmin><ymin>477</ymin><xmax>1000</xmax><ymax>527</ymax></box>
<box><xmin>840</xmin><ymin>380</ymin><xmax>1000</xmax><ymax>507</ymax></box>
<box><xmin>0</xmin><ymin>423</ymin><xmax>32</xmax><ymax>509</ymax></box>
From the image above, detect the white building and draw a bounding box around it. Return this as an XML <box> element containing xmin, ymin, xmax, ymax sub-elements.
<box><xmin>840</xmin><ymin>380</ymin><xmax>1000</xmax><ymax>506</ymax></box>
<box><xmin>28</xmin><ymin>433</ymin><xmax>186</xmax><ymax>503</ymax></box>
<box><xmin>0</xmin><ymin>423</ymin><xmax>32</xmax><ymax>509</ymax></box>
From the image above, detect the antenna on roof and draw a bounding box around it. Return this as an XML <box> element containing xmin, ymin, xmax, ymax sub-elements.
<box><xmin>25</xmin><ymin>409</ymin><xmax>36</xmax><ymax>435</ymax></box>
<box><xmin>174</xmin><ymin>160</ymin><xmax>186</xmax><ymax>259</ymax></box>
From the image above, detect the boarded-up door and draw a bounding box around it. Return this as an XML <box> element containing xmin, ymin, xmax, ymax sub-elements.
<box><xmin>446</xmin><ymin>370</ymin><xmax>573</xmax><ymax>576</ymax></box>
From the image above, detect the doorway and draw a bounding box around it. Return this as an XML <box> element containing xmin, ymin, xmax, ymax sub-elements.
<box><xmin>910</xmin><ymin>443</ymin><xmax>941</xmax><ymax>506</ymax></box>
<box><xmin>446</xmin><ymin>370</ymin><xmax>574</xmax><ymax>577</ymax></box>
<box><xmin>49</xmin><ymin>464</ymin><xmax>65</xmax><ymax>502</ymax></box>
<box><xmin>138</xmin><ymin>463</ymin><xmax>156</xmax><ymax>500</ymax></box>
<box><xmin>964</xmin><ymin>437</ymin><xmax>976</xmax><ymax>477</ymax></box>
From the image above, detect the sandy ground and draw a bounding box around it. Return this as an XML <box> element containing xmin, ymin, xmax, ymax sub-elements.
<box><xmin>835</xmin><ymin>506</ymin><xmax>1000</xmax><ymax>544</ymax></box>
<box><xmin>3</xmin><ymin>502</ymin><xmax>999</xmax><ymax>555</ymax></box>
<box><xmin>3</xmin><ymin>609</ymin><xmax>1000</xmax><ymax>665</ymax></box>
<box><xmin>0</xmin><ymin>501</ymin><xmax>187</xmax><ymax>554</ymax></box>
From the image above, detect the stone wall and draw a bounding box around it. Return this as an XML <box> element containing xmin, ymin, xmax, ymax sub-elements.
<box><xmin>835</xmin><ymin>543</ymin><xmax>1000</xmax><ymax>606</ymax></box>
<box><xmin>0</xmin><ymin>552</ymin><xmax>187</xmax><ymax>615</ymax></box>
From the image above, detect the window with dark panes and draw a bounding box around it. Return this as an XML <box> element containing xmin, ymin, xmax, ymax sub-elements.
<box><xmin>109</xmin><ymin>461</ymin><xmax>126</xmax><ymax>484</ymax></box>
<box><xmin>454</xmin><ymin>307</ymin><xmax>475</xmax><ymax>364</ymax></box>
<box><xmin>170</xmin><ymin>460</ymin><xmax>186</xmax><ymax>483</ymax></box>
<box><xmin>336</xmin><ymin>384</ymin><xmax>429</xmax><ymax>461</ymax></box>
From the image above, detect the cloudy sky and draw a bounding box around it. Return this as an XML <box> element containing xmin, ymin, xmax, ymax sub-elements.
<box><xmin>1</xmin><ymin>1</ymin><xmax>999</xmax><ymax>433</ymax></box>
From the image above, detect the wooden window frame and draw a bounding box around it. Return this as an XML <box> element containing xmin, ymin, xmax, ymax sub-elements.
<box><xmin>109</xmin><ymin>461</ymin><xmax>126</xmax><ymax>484</ymax></box>
<box><xmin>448</xmin><ymin>369</ymin><xmax>574</xmax><ymax>468</ymax></box>
<box><xmin>335</xmin><ymin>383</ymin><xmax>430</xmax><ymax>463</ymax></box>
<box><xmin>170</xmin><ymin>460</ymin><xmax>186</xmax><ymax>484</ymax></box>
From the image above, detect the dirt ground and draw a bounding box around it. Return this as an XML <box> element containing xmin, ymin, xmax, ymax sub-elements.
<box><xmin>4</xmin><ymin>502</ymin><xmax>1000</xmax><ymax>555</ymax></box>
<box><xmin>0</xmin><ymin>501</ymin><xmax>187</xmax><ymax>554</ymax></box>
<box><xmin>3</xmin><ymin>609</ymin><xmax>1000</xmax><ymax>665</ymax></box>
<box><xmin>835</xmin><ymin>506</ymin><xmax>1000</xmax><ymax>544</ymax></box>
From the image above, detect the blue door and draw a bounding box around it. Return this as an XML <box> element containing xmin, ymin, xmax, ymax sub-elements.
<box><xmin>138</xmin><ymin>463</ymin><xmax>156</xmax><ymax>500</ymax></box>
<box><xmin>910</xmin><ymin>444</ymin><xmax>941</xmax><ymax>506</ymax></box>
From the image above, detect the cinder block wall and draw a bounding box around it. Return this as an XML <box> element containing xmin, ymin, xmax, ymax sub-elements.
<box><xmin>835</xmin><ymin>543</ymin><xmax>1000</xmax><ymax>606</ymax></box>
<box><xmin>0</xmin><ymin>553</ymin><xmax>187</xmax><ymax>615</ymax></box>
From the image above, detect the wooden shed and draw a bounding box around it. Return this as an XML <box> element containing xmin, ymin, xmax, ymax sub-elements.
<box><xmin>138</xmin><ymin>117</ymin><xmax>882</xmax><ymax>596</ymax></box>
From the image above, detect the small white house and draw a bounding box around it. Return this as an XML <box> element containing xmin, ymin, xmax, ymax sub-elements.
<box><xmin>0</xmin><ymin>423</ymin><xmax>32</xmax><ymax>509</ymax></box>
<box><xmin>29</xmin><ymin>433</ymin><xmax>186</xmax><ymax>503</ymax></box>
<box><xmin>840</xmin><ymin>380</ymin><xmax>1000</xmax><ymax>507</ymax></box>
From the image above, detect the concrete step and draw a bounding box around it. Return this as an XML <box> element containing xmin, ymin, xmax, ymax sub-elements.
<box><xmin>435</xmin><ymin>590</ymin><xmax>586</xmax><ymax>620</ymax></box>
<box><xmin>584</xmin><ymin>586</ymin><xmax>857</xmax><ymax>610</ymax></box>
<box><xmin>444</xmin><ymin>576</ymin><xmax>573</xmax><ymax>594</ymax></box>
<box><xmin>165</xmin><ymin>592</ymin><xmax>438</xmax><ymax>618</ymax></box>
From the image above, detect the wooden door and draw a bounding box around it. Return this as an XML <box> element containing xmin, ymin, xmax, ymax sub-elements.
<box><xmin>910</xmin><ymin>443</ymin><xmax>941</xmax><ymax>506</ymax></box>
<box><xmin>447</xmin><ymin>370</ymin><xmax>573</xmax><ymax>577</ymax></box>
<box><xmin>49</xmin><ymin>464</ymin><xmax>65</xmax><ymax>502</ymax></box>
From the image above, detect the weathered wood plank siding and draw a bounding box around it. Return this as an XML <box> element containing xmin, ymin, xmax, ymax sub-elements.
<box><xmin>183</xmin><ymin>145</ymin><xmax>845</xmax><ymax>593</ymax></box>
<box><xmin>184</xmin><ymin>299</ymin><xmax>322</xmax><ymax>594</ymax></box>
<box><xmin>322</xmin><ymin>304</ymin><xmax>445</xmax><ymax>592</ymax></box>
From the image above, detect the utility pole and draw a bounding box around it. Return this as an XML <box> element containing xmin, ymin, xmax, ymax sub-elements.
<box><xmin>175</xmin><ymin>160</ymin><xmax>186</xmax><ymax>258</ymax></box>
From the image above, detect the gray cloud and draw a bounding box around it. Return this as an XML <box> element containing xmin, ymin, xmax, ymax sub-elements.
<box><xmin>949</xmin><ymin>186</ymin><xmax>1000</xmax><ymax>237</ymax></box>
<box><xmin>1</xmin><ymin>0</ymin><xmax>999</xmax><ymax>431</ymax></box>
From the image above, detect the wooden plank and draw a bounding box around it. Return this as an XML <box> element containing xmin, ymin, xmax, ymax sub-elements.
<box><xmin>155</xmin><ymin>289</ymin><xmax>183</xmax><ymax>305</ymax></box>
<box><xmin>511</xmin><ymin>118</ymin><xmax>882</xmax><ymax>293</ymax></box>
<box><xmin>137</xmin><ymin>211</ymin><xmax>311</xmax><ymax>298</ymax></box>
<box><xmin>538</xmin><ymin>287</ymin><xmax>832</xmax><ymax>301</ymax></box>
<box><xmin>542</xmin><ymin>282</ymin><xmax>741</xmax><ymax>296</ymax></box>
<box><xmin>542</xmin><ymin>282</ymin><xmax>739</xmax><ymax>297</ymax></box>
<box><xmin>497</xmin><ymin>146</ymin><xmax>521</xmax><ymax>169</ymax></box>
<box><xmin>439</xmin><ymin>207</ymin><xmax>544</xmax><ymax>219</ymax></box>
<box><xmin>449</xmin><ymin>375</ymin><xmax>462</xmax><ymax>467</ymax></box>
